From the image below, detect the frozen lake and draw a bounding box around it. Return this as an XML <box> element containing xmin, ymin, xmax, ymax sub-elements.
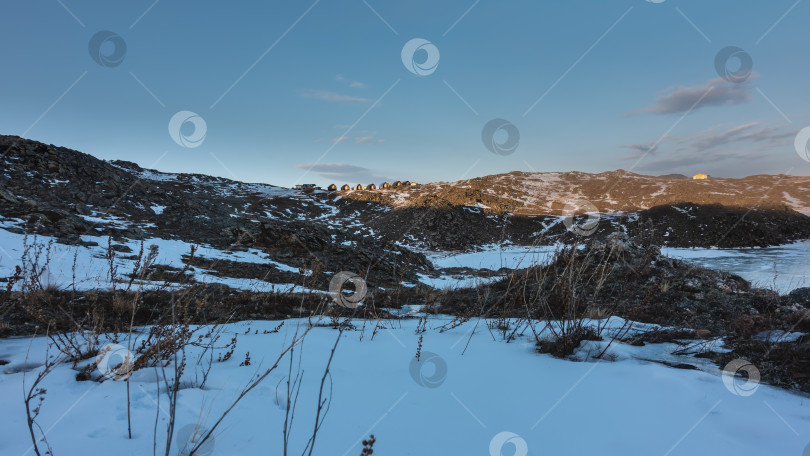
<box><xmin>662</xmin><ymin>242</ymin><xmax>810</xmax><ymax>293</ymax></box>
<box><xmin>425</xmin><ymin>242</ymin><xmax>810</xmax><ymax>293</ymax></box>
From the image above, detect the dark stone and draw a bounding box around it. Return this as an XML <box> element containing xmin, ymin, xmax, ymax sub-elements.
<box><xmin>788</xmin><ymin>287</ymin><xmax>810</xmax><ymax>307</ymax></box>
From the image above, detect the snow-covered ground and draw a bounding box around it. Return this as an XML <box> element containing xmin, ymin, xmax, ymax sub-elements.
<box><xmin>0</xmin><ymin>317</ymin><xmax>807</xmax><ymax>455</ymax></box>
<box><xmin>426</xmin><ymin>245</ymin><xmax>559</xmax><ymax>271</ymax></box>
<box><xmin>0</xmin><ymin>223</ymin><xmax>312</xmax><ymax>294</ymax></box>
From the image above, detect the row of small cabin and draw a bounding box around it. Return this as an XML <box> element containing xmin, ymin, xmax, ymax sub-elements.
<box><xmin>328</xmin><ymin>181</ymin><xmax>419</xmax><ymax>191</ymax></box>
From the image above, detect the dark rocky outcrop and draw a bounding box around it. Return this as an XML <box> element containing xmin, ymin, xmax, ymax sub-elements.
<box><xmin>437</xmin><ymin>233</ymin><xmax>808</xmax><ymax>337</ymax></box>
<box><xmin>627</xmin><ymin>202</ymin><xmax>810</xmax><ymax>248</ymax></box>
<box><xmin>787</xmin><ymin>287</ymin><xmax>810</xmax><ymax>308</ymax></box>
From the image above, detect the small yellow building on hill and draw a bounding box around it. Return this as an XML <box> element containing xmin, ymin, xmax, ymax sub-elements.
<box><xmin>692</xmin><ymin>173</ymin><xmax>709</xmax><ymax>180</ymax></box>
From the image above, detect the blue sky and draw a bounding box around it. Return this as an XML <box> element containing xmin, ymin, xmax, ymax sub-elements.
<box><xmin>1</xmin><ymin>0</ymin><xmax>809</xmax><ymax>187</ymax></box>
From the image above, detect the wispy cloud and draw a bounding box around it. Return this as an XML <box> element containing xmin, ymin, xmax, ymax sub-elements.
<box><xmin>632</xmin><ymin>77</ymin><xmax>755</xmax><ymax>115</ymax></box>
<box><xmin>628</xmin><ymin>146</ymin><xmax>773</xmax><ymax>174</ymax></box>
<box><xmin>336</xmin><ymin>74</ymin><xmax>366</xmax><ymax>89</ymax></box>
<box><xmin>327</xmin><ymin>128</ymin><xmax>385</xmax><ymax>144</ymax></box>
<box><xmin>328</xmin><ymin>135</ymin><xmax>385</xmax><ymax>144</ymax></box>
<box><xmin>354</xmin><ymin>136</ymin><xmax>384</xmax><ymax>144</ymax></box>
<box><xmin>620</xmin><ymin>121</ymin><xmax>797</xmax><ymax>173</ymax></box>
<box><xmin>300</xmin><ymin>89</ymin><xmax>372</xmax><ymax>103</ymax></box>
<box><xmin>674</xmin><ymin>122</ymin><xmax>794</xmax><ymax>152</ymax></box>
<box><xmin>620</xmin><ymin>140</ymin><xmax>665</xmax><ymax>160</ymax></box>
<box><xmin>294</xmin><ymin>162</ymin><xmax>389</xmax><ymax>183</ymax></box>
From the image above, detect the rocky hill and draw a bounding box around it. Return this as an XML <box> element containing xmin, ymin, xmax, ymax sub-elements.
<box><xmin>343</xmin><ymin>170</ymin><xmax>810</xmax><ymax>215</ymax></box>
<box><xmin>2</xmin><ymin>134</ymin><xmax>810</xmax><ymax>259</ymax></box>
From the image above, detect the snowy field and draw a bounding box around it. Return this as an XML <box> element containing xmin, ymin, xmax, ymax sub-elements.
<box><xmin>0</xmin><ymin>317</ymin><xmax>807</xmax><ymax>455</ymax></box>
<box><xmin>0</xmin><ymin>224</ymin><xmax>314</xmax><ymax>294</ymax></box>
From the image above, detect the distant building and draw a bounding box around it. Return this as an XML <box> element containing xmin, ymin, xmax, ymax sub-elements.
<box><xmin>382</xmin><ymin>182</ymin><xmax>391</xmax><ymax>189</ymax></box>
<box><xmin>340</xmin><ymin>184</ymin><xmax>350</xmax><ymax>191</ymax></box>
<box><xmin>403</xmin><ymin>180</ymin><xmax>411</xmax><ymax>186</ymax></box>
<box><xmin>367</xmin><ymin>183</ymin><xmax>377</xmax><ymax>190</ymax></box>
<box><xmin>294</xmin><ymin>183</ymin><xmax>318</xmax><ymax>192</ymax></box>
<box><xmin>409</xmin><ymin>182</ymin><xmax>418</xmax><ymax>187</ymax></box>
<box><xmin>327</xmin><ymin>184</ymin><xmax>337</xmax><ymax>191</ymax></box>
<box><xmin>692</xmin><ymin>173</ymin><xmax>709</xmax><ymax>180</ymax></box>
<box><xmin>393</xmin><ymin>181</ymin><xmax>402</xmax><ymax>187</ymax></box>
<box><xmin>355</xmin><ymin>184</ymin><xmax>365</xmax><ymax>191</ymax></box>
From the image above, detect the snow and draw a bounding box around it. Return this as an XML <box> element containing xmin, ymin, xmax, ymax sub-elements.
<box><xmin>228</xmin><ymin>182</ymin><xmax>297</xmax><ymax>199</ymax></box>
<box><xmin>0</xmin><ymin>225</ymin><xmax>305</xmax><ymax>292</ymax></box>
<box><xmin>134</xmin><ymin>169</ymin><xmax>179</xmax><ymax>182</ymax></box>
<box><xmin>752</xmin><ymin>330</ymin><xmax>806</xmax><ymax>343</ymax></box>
<box><xmin>416</xmin><ymin>271</ymin><xmax>499</xmax><ymax>289</ymax></box>
<box><xmin>0</xmin><ymin>317</ymin><xmax>807</xmax><ymax>455</ymax></box>
<box><xmin>426</xmin><ymin>245</ymin><xmax>558</xmax><ymax>271</ymax></box>
<box><xmin>76</xmin><ymin>213</ymin><xmax>133</xmax><ymax>228</ymax></box>
<box><xmin>151</xmin><ymin>204</ymin><xmax>166</xmax><ymax>215</ymax></box>
<box><xmin>671</xmin><ymin>205</ymin><xmax>695</xmax><ymax>218</ymax></box>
